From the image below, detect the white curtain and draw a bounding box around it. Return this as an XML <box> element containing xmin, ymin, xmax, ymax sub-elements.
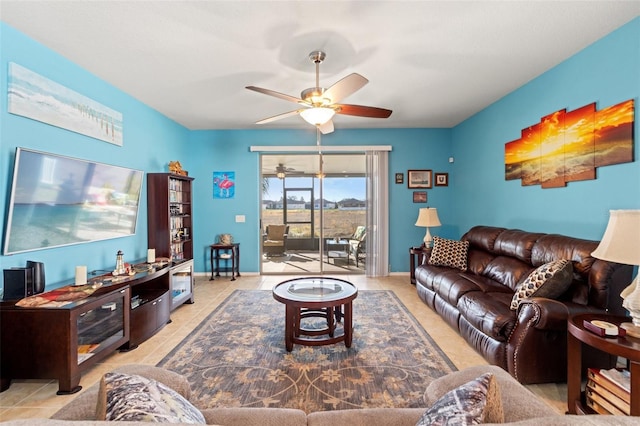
<box><xmin>365</xmin><ymin>150</ymin><xmax>389</xmax><ymax>277</ymax></box>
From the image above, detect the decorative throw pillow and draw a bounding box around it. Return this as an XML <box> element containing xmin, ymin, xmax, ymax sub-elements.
<box><xmin>509</xmin><ymin>259</ymin><xmax>573</xmax><ymax>310</ymax></box>
<box><xmin>415</xmin><ymin>373</ymin><xmax>504</xmax><ymax>426</ymax></box>
<box><xmin>428</xmin><ymin>236</ymin><xmax>470</xmax><ymax>271</ymax></box>
<box><xmin>96</xmin><ymin>372</ymin><xmax>205</xmax><ymax>423</ymax></box>
<box><xmin>352</xmin><ymin>226</ymin><xmax>366</xmax><ymax>241</ymax></box>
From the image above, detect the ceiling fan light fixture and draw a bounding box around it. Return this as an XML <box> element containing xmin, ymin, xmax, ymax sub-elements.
<box><xmin>300</xmin><ymin>107</ymin><xmax>335</xmax><ymax>126</ymax></box>
<box><xmin>276</xmin><ymin>171</ymin><xmax>286</xmax><ymax>179</ymax></box>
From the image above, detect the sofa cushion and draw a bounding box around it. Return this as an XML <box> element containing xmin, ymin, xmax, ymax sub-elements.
<box><xmin>510</xmin><ymin>259</ymin><xmax>573</xmax><ymax>310</ymax></box>
<box><xmin>458</xmin><ymin>292</ymin><xmax>516</xmax><ymax>342</ymax></box>
<box><xmin>428</xmin><ymin>236</ymin><xmax>470</xmax><ymax>271</ymax></box>
<box><xmin>97</xmin><ymin>372</ymin><xmax>205</xmax><ymax>423</ymax></box>
<box><xmin>492</xmin><ymin>229</ymin><xmax>543</xmax><ymax>264</ymax></box>
<box><xmin>482</xmin><ymin>256</ymin><xmax>535</xmax><ymax>291</ymax></box>
<box><xmin>462</xmin><ymin>226</ymin><xmax>506</xmax><ymax>253</ymax></box>
<box><xmin>415</xmin><ymin>373</ymin><xmax>503</xmax><ymax>425</ymax></box>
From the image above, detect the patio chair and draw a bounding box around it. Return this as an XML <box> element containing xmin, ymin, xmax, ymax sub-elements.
<box><xmin>263</xmin><ymin>224</ymin><xmax>289</xmax><ymax>257</ymax></box>
<box><xmin>348</xmin><ymin>226</ymin><xmax>366</xmax><ymax>267</ymax></box>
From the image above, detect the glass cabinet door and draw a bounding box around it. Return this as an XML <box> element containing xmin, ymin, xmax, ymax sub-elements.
<box><xmin>76</xmin><ymin>290</ymin><xmax>126</xmax><ymax>365</ymax></box>
<box><xmin>170</xmin><ymin>259</ymin><xmax>193</xmax><ymax>310</ymax></box>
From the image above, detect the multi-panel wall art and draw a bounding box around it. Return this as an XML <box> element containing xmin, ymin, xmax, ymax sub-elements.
<box><xmin>505</xmin><ymin>99</ymin><xmax>634</xmax><ymax>188</ymax></box>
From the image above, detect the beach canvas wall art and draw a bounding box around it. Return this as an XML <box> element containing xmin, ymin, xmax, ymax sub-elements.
<box><xmin>505</xmin><ymin>99</ymin><xmax>634</xmax><ymax>188</ymax></box>
<box><xmin>8</xmin><ymin>62</ymin><xmax>123</xmax><ymax>146</ymax></box>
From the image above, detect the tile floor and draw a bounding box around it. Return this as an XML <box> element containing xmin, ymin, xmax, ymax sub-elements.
<box><xmin>0</xmin><ymin>274</ymin><xmax>567</xmax><ymax>420</ymax></box>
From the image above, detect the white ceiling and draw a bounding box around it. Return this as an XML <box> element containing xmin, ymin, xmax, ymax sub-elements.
<box><xmin>1</xmin><ymin>1</ymin><xmax>639</xmax><ymax>132</ymax></box>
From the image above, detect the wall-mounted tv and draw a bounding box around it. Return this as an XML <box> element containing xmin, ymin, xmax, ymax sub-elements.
<box><xmin>3</xmin><ymin>148</ymin><xmax>144</xmax><ymax>255</ymax></box>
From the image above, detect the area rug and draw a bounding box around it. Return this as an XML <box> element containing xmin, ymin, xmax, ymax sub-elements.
<box><xmin>157</xmin><ymin>290</ymin><xmax>456</xmax><ymax>413</ymax></box>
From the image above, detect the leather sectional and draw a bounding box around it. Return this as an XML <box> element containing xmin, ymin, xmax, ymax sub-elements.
<box><xmin>415</xmin><ymin>225</ymin><xmax>633</xmax><ymax>384</ymax></box>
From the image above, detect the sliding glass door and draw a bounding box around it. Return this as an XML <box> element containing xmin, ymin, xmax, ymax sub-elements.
<box><xmin>260</xmin><ymin>153</ymin><xmax>366</xmax><ymax>275</ymax></box>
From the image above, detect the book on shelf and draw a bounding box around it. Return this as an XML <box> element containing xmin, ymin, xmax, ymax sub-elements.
<box><xmin>587</xmin><ymin>368</ymin><xmax>631</xmax><ymax>415</ymax></box>
<box><xmin>600</xmin><ymin>368</ymin><xmax>631</xmax><ymax>392</ymax></box>
<box><xmin>587</xmin><ymin>380</ymin><xmax>630</xmax><ymax>415</ymax></box>
<box><xmin>588</xmin><ymin>368</ymin><xmax>630</xmax><ymax>401</ymax></box>
<box><xmin>586</xmin><ymin>388</ymin><xmax>627</xmax><ymax>415</ymax></box>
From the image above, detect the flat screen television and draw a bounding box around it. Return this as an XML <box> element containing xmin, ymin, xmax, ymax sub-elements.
<box><xmin>3</xmin><ymin>148</ymin><xmax>144</xmax><ymax>255</ymax></box>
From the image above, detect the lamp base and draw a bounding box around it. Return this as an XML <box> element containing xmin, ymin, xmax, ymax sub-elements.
<box><xmin>620</xmin><ymin>322</ymin><xmax>640</xmax><ymax>338</ymax></box>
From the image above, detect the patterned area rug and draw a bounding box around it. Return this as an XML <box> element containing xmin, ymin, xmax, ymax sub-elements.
<box><xmin>157</xmin><ymin>290</ymin><xmax>456</xmax><ymax>413</ymax></box>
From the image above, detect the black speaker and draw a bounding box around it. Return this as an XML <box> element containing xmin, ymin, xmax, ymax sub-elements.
<box><xmin>26</xmin><ymin>261</ymin><xmax>45</xmax><ymax>294</ymax></box>
<box><xmin>3</xmin><ymin>268</ymin><xmax>31</xmax><ymax>301</ymax></box>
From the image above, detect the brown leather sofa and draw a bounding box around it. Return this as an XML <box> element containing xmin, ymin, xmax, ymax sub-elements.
<box><xmin>415</xmin><ymin>225</ymin><xmax>633</xmax><ymax>384</ymax></box>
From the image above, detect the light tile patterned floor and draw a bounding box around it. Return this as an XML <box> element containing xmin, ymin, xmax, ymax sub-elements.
<box><xmin>0</xmin><ymin>274</ymin><xmax>566</xmax><ymax>420</ymax></box>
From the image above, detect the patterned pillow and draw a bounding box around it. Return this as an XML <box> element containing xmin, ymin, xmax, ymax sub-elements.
<box><xmin>510</xmin><ymin>259</ymin><xmax>573</xmax><ymax>310</ymax></box>
<box><xmin>415</xmin><ymin>373</ymin><xmax>504</xmax><ymax>425</ymax></box>
<box><xmin>428</xmin><ymin>236</ymin><xmax>470</xmax><ymax>271</ymax></box>
<box><xmin>96</xmin><ymin>372</ymin><xmax>205</xmax><ymax>423</ymax></box>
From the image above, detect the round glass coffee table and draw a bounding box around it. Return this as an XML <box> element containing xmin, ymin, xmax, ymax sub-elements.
<box><xmin>272</xmin><ymin>277</ymin><xmax>358</xmax><ymax>351</ymax></box>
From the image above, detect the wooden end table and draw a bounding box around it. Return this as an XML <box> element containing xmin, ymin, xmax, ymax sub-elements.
<box><xmin>567</xmin><ymin>313</ymin><xmax>640</xmax><ymax>415</ymax></box>
<box><xmin>209</xmin><ymin>243</ymin><xmax>240</xmax><ymax>281</ymax></box>
<box><xmin>272</xmin><ymin>277</ymin><xmax>358</xmax><ymax>352</ymax></box>
<box><xmin>409</xmin><ymin>246</ymin><xmax>431</xmax><ymax>285</ymax></box>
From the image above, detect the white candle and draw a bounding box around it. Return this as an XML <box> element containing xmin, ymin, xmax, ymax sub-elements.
<box><xmin>75</xmin><ymin>266</ymin><xmax>87</xmax><ymax>286</ymax></box>
<box><xmin>147</xmin><ymin>248</ymin><xmax>156</xmax><ymax>263</ymax></box>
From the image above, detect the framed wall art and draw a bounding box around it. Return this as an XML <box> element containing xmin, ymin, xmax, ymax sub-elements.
<box><xmin>395</xmin><ymin>173</ymin><xmax>404</xmax><ymax>184</ymax></box>
<box><xmin>8</xmin><ymin>62</ymin><xmax>123</xmax><ymax>146</ymax></box>
<box><xmin>213</xmin><ymin>171</ymin><xmax>235</xmax><ymax>199</ymax></box>
<box><xmin>408</xmin><ymin>170</ymin><xmax>432</xmax><ymax>189</ymax></box>
<box><xmin>435</xmin><ymin>173</ymin><xmax>449</xmax><ymax>186</ymax></box>
<box><xmin>413</xmin><ymin>191</ymin><xmax>427</xmax><ymax>203</ymax></box>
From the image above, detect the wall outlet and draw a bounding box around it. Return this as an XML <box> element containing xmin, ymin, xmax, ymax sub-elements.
<box><xmin>235</xmin><ymin>215</ymin><xmax>245</xmax><ymax>223</ymax></box>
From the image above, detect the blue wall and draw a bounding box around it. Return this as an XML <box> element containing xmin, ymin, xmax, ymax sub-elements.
<box><xmin>451</xmin><ymin>17</ymin><xmax>639</xmax><ymax>240</ymax></box>
<box><xmin>187</xmin><ymin>128</ymin><xmax>452</xmax><ymax>274</ymax></box>
<box><xmin>0</xmin><ymin>23</ymin><xmax>191</xmax><ymax>287</ymax></box>
<box><xmin>1</xmin><ymin>17</ymin><xmax>639</xmax><ymax>286</ymax></box>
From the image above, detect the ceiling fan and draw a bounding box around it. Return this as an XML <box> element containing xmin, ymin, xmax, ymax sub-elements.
<box><xmin>246</xmin><ymin>51</ymin><xmax>392</xmax><ymax>134</ymax></box>
<box><xmin>275</xmin><ymin>163</ymin><xmax>295</xmax><ymax>179</ymax></box>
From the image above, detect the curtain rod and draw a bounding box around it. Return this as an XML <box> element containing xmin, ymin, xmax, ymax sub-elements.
<box><xmin>249</xmin><ymin>145</ymin><xmax>392</xmax><ymax>152</ymax></box>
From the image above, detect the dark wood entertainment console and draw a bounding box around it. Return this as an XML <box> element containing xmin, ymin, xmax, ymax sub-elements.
<box><xmin>0</xmin><ymin>262</ymin><xmax>180</xmax><ymax>395</ymax></box>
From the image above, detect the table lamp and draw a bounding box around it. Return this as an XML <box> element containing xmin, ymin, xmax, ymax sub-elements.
<box><xmin>591</xmin><ymin>210</ymin><xmax>640</xmax><ymax>336</ymax></box>
<box><xmin>415</xmin><ymin>207</ymin><xmax>441</xmax><ymax>247</ymax></box>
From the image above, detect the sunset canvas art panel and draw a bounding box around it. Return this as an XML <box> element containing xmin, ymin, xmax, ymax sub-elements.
<box><xmin>504</xmin><ymin>99</ymin><xmax>634</xmax><ymax>188</ymax></box>
<box><xmin>563</xmin><ymin>103</ymin><xmax>595</xmax><ymax>183</ymax></box>
<box><xmin>594</xmin><ymin>99</ymin><xmax>634</xmax><ymax>167</ymax></box>
<box><xmin>540</xmin><ymin>109</ymin><xmax>566</xmax><ymax>188</ymax></box>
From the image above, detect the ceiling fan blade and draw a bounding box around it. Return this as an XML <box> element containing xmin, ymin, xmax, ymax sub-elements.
<box><xmin>318</xmin><ymin>120</ymin><xmax>334</xmax><ymax>134</ymax></box>
<box><xmin>256</xmin><ymin>109</ymin><xmax>304</xmax><ymax>124</ymax></box>
<box><xmin>246</xmin><ymin>86</ymin><xmax>306</xmax><ymax>104</ymax></box>
<box><xmin>335</xmin><ymin>104</ymin><xmax>392</xmax><ymax>119</ymax></box>
<box><xmin>324</xmin><ymin>73</ymin><xmax>368</xmax><ymax>103</ymax></box>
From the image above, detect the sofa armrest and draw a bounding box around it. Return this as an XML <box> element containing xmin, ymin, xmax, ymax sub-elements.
<box><xmin>508</xmin><ymin>299</ymin><xmax>612</xmax><ymax>384</ymax></box>
<box><xmin>517</xmin><ymin>298</ymin><xmax>608</xmax><ymax>331</ymax></box>
<box><xmin>425</xmin><ymin>365</ymin><xmax>556</xmax><ymax>423</ymax></box>
<box><xmin>51</xmin><ymin>365</ymin><xmax>192</xmax><ymax>421</ymax></box>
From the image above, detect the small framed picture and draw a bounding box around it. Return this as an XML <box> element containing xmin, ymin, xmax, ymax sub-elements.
<box><xmin>395</xmin><ymin>173</ymin><xmax>404</xmax><ymax>184</ymax></box>
<box><xmin>408</xmin><ymin>170</ymin><xmax>432</xmax><ymax>188</ymax></box>
<box><xmin>435</xmin><ymin>173</ymin><xmax>449</xmax><ymax>187</ymax></box>
<box><xmin>413</xmin><ymin>191</ymin><xmax>427</xmax><ymax>203</ymax></box>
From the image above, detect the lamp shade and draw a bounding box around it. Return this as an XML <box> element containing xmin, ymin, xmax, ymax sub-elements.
<box><xmin>591</xmin><ymin>210</ymin><xmax>640</xmax><ymax>266</ymax></box>
<box><xmin>415</xmin><ymin>208</ymin><xmax>442</xmax><ymax>228</ymax></box>
<box><xmin>300</xmin><ymin>107</ymin><xmax>335</xmax><ymax>126</ymax></box>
